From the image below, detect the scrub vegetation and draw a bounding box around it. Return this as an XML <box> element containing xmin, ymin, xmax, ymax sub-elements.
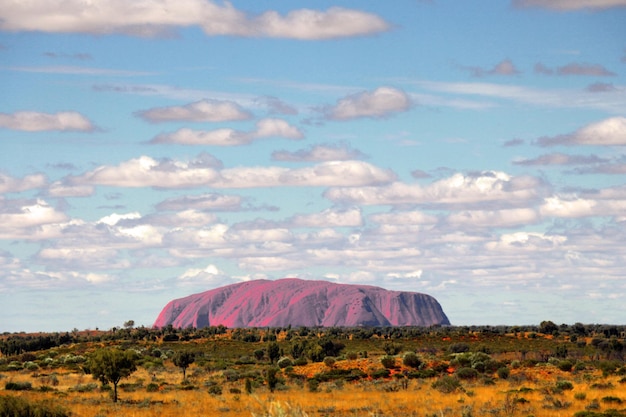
<box><xmin>1</xmin><ymin>322</ymin><xmax>625</xmax><ymax>416</ymax></box>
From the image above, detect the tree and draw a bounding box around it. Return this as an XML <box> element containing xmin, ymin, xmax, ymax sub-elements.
<box><xmin>86</xmin><ymin>348</ymin><xmax>137</xmax><ymax>403</ymax></box>
<box><xmin>268</xmin><ymin>342</ymin><xmax>280</xmax><ymax>364</ymax></box>
<box><xmin>172</xmin><ymin>350</ymin><xmax>195</xmax><ymax>381</ymax></box>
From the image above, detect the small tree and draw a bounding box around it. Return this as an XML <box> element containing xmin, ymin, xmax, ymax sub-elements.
<box><xmin>268</xmin><ymin>342</ymin><xmax>280</xmax><ymax>364</ymax></box>
<box><xmin>172</xmin><ymin>351</ymin><xmax>195</xmax><ymax>381</ymax></box>
<box><xmin>86</xmin><ymin>348</ymin><xmax>137</xmax><ymax>402</ymax></box>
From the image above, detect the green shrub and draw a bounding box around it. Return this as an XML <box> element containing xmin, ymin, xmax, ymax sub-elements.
<box><xmin>558</xmin><ymin>360</ymin><xmax>574</xmax><ymax>372</ymax></box>
<box><xmin>5</xmin><ymin>381</ymin><xmax>32</xmax><ymax>391</ymax></box>
<box><xmin>602</xmin><ymin>396</ymin><xmax>623</xmax><ymax>404</ymax></box>
<box><xmin>456</xmin><ymin>367</ymin><xmax>478</xmax><ymax>380</ymax></box>
<box><xmin>555</xmin><ymin>380</ymin><xmax>574</xmax><ymax>392</ymax></box>
<box><xmin>277</xmin><ymin>357</ymin><xmax>293</xmax><ymax>369</ymax></box>
<box><xmin>497</xmin><ymin>367</ymin><xmax>510</xmax><ymax>379</ymax></box>
<box><xmin>432</xmin><ymin>376</ymin><xmax>461</xmax><ymax>393</ymax></box>
<box><xmin>146</xmin><ymin>382</ymin><xmax>159</xmax><ymax>392</ymax></box>
<box><xmin>402</xmin><ymin>352</ymin><xmax>422</xmax><ymax>369</ymax></box>
<box><xmin>0</xmin><ymin>395</ymin><xmax>69</xmax><ymax>417</ymax></box>
<box><xmin>380</xmin><ymin>355</ymin><xmax>396</xmax><ymax>369</ymax></box>
<box><xmin>323</xmin><ymin>357</ymin><xmax>336</xmax><ymax>367</ymax></box>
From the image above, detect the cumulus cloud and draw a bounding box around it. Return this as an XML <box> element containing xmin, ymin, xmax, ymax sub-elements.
<box><xmin>512</xmin><ymin>0</ymin><xmax>626</xmax><ymax>10</ymax></box>
<box><xmin>322</xmin><ymin>87</ymin><xmax>412</xmax><ymax>120</ymax></box>
<box><xmin>135</xmin><ymin>99</ymin><xmax>252</xmax><ymax>123</ymax></box>
<box><xmin>0</xmin><ymin>173</ymin><xmax>47</xmax><ymax>193</ymax></box>
<box><xmin>254</xmin><ymin>96</ymin><xmax>298</xmax><ymax>115</ymax></box>
<box><xmin>272</xmin><ymin>144</ymin><xmax>366</xmax><ymax>162</ymax></box>
<box><xmin>325</xmin><ymin>171</ymin><xmax>547</xmax><ymax>209</ymax></box>
<box><xmin>513</xmin><ymin>152</ymin><xmax>609</xmax><ymax>166</ymax></box>
<box><xmin>0</xmin><ymin>199</ymin><xmax>68</xmax><ymax>239</ymax></box>
<box><xmin>289</xmin><ymin>207</ymin><xmax>363</xmax><ymax>228</ymax></box>
<box><xmin>69</xmin><ymin>154</ymin><xmax>396</xmax><ymax>189</ymax></box>
<box><xmin>0</xmin><ymin>111</ymin><xmax>95</xmax><ymax>132</ymax></box>
<box><xmin>536</xmin><ymin>117</ymin><xmax>626</xmax><ymax>146</ymax></box>
<box><xmin>0</xmin><ymin>0</ymin><xmax>390</xmax><ymax>39</ymax></box>
<box><xmin>445</xmin><ymin>208</ymin><xmax>540</xmax><ymax>228</ymax></box>
<box><xmin>151</xmin><ymin>118</ymin><xmax>303</xmax><ymax>145</ymax></box>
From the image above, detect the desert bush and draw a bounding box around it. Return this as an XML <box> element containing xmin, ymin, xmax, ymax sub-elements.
<box><xmin>380</xmin><ymin>355</ymin><xmax>396</xmax><ymax>369</ymax></box>
<box><xmin>497</xmin><ymin>366</ymin><xmax>510</xmax><ymax>379</ymax></box>
<box><xmin>323</xmin><ymin>357</ymin><xmax>336</xmax><ymax>368</ymax></box>
<box><xmin>448</xmin><ymin>343</ymin><xmax>470</xmax><ymax>353</ymax></box>
<box><xmin>382</xmin><ymin>342</ymin><xmax>403</xmax><ymax>355</ymax></box>
<box><xmin>0</xmin><ymin>395</ymin><xmax>69</xmax><ymax>417</ymax></box>
<box><xmin>69</xmin><ymin>383</ymin><xmax>98</xmax><ymax>392</ymax></box>
<box><xmin>277</xmin><ymin>357</ymin><xmax>293</xmax><ymax>369</ymax></box>
<box><xmin>456</xmin><ymin>367</ymin><xmax>478</xmax><ymax>380</ymax></box>
<box><xmin>432</xmin><ymin>375</ymin><xmax>461</xmax><ymax>393</ymax></box>
<box><xmin>370</xmin><ymin>369</ymin><xmax>390</xmax><ymax>379</ymax></box>
<box><xmin>602</xmin><ymin>396</ymin><xmax>623</xmax><ymax>404</ymax></box>
<box><xmin>346</xmin><ymin>351</ymin><xmax>358</xmax><ymax>360</ymax></box>
<box><xmin>5</xmin><ymin>381</ymin><xmax>32</xmax><ymax>391</ymax></box>
<box><xmin>146</xmin><ymin>382</ymin><xmax>159</xmax><ymax>392</ymax></box>
<box><xmin>208</xmin><ymin>383</ymin><xmax>223</xmax><ymax>395</ymax></box>
<box><xmin>293</xmin><ymin>357</ymin><xmax>308</xmax><ymax>366</ymax></box>
<box><xmin>554</xmin><ymin>380</ymin><xmax>574</xmax><ymax>392</ymax></box>
<box><xmin>558</xmin><ymin>360</ymin><xmax>574</xmax><ymax>372</ymax></box>
<box><xmin>402</xmin><ymin>352</ymin><xmax>422</xmax><ymax>368</ymax></box>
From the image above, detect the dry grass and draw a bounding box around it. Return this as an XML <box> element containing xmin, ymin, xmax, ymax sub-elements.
<box><xmin>2</xmin><ymin>361</ymin><xmax>625</xmax><ymax>417</ymax></box>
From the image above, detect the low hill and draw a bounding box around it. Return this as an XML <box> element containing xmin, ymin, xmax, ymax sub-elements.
<box><xmin>153</xmin><ymin>278</ymin><xmax>450</xmax><ymax>328</ymax></box>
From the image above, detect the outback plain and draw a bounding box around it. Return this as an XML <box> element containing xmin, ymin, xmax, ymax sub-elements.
<box><xmin>1</xmin><ymin>323</ymin><xmax>625</xmax><ymax>417</ymax></box>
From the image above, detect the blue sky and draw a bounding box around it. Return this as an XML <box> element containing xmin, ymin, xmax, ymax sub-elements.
<box><xmin>1</xmin><ymin>0</ymin><xmax>626</xmax><ymax>332</ymax></box>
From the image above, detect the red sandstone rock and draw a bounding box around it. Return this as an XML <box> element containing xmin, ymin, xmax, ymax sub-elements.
<box><xmin>153</xmin><ymin>278</ymin><xmax>450</xmax><ymax>328</ymax></box>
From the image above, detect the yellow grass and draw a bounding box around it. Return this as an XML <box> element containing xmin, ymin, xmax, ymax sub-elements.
<box><xmin>2</xmin><ymin>361</ymin><xmax>625</xmax><ymax>417</ymax></box>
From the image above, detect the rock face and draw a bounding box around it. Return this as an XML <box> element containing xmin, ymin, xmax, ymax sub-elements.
<box><xmin>154</xmin><ymin>278</ymin><xmax>450</xmax><ymax>328</ymax></box>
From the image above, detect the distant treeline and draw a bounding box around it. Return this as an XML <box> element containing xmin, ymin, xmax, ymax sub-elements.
<box><xmin>1</xmin><ymin>322</ymin><xmax>624</xmax><ymax>357</ymax></box>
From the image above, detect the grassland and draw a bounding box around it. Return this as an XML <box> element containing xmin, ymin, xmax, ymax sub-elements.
<box><xmin>1</xmin><ymin>324</ymin><xmax>625</xmax><ymax>416</ymax></box>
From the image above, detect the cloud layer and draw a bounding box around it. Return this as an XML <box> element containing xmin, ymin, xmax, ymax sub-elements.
<box><xmin>0</xmin><ymin>0</ymin><xmax>390</xmax><ymax>39</ymax></box>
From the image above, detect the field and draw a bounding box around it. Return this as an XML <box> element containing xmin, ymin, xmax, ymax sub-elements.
<box><xmin>1</xmin><ymin>324</ymin><xmax>625</xmax><ymax>416</ymax></box>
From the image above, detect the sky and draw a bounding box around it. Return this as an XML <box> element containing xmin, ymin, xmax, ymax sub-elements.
<box><xmin>1</xmin><ymin>0</ymin><xmax>626</xmax><ymax>333</ymax></box>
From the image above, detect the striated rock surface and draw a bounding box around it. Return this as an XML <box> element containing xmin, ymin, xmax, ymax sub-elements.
<box><xmin>154</xmin><ymin>278</ymin><xmax>450</xmax><ymax>328</ymax></box>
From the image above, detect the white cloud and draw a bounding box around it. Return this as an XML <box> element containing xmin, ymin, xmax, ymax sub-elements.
<box><xmin>290</xmin><ymin>207</ymin><xmax>363</xmax><ymax>228</ymax></box>
<box><xmin>272</xmin><ymin>144</ymin><xmax>366</xmax><ymax>162</ymax></box>
<box><xmin>156</xmin><ymin>193</ymin><xmax>243</xmax><ymax>211</ymax></box>
<box><xmin>512</xmin><ymin>0</ymin><xmax>626</xmax><ymax>10</ymax></box>
<box><xmin>540</xmin><ymin>196</ymin><xmax>626</xmax><ymax>218</ymax></box>
<box><xmin>217</xmin><ymin>160</ymin><xmax>396</xmax><ymax>188</ymax></box>
<box><xmin>69</xmin><ymin>155</ymin><xmax>221</xmax><ymax>188</ymax></box>
<box><xmin>0</xmin><ymin>199</ymin><xmax>68</xmax><ymax>239</ymax></box>
<box><xmin>445</xmin><ymin>208</ymin><xmax>540</xmax><ymax>228</ymax></box>
<box><xmin>0</xmin><ymin>0</ymin><xmax>390</xmax><ymax>39</ymax></box>
<box><xmin>324</xmin><ymin>87</ymin><xmax>412</xmax><ymax>120</ymax></box>
<box><xmin>368</xmin><ymin>210</ymin><xmax>438</xmax><ymax>225</ymax></box>
<box><xmin>0</xmin><ymin>173</ymin><xmax>47</xmax><ymax>193</ymax></box>
<box><xmin>152</xmin><ymin>118</ymin><xmax>303</xmax><ymax>145</ymax></box>
<box><xmin>135</xmin><ymin>99</ymin><xmax>252</xmax><ymax>123</ymax></box>
<box><xmin>46</xmin><ymin>182</ymin><xmax>94</xmax><ymax>197</ymax></box>
<box><xmin>536</xmin><ymin>117</ymin><xmax>626</xmax><ymax>146</ymax></box>
<box><xmin>325</xmin><ymin>171</ymin><xmax>546</xmax><ymax>208</ymax></box>
<box><xmin>0</xmin><ymin>111</ymin><xmax>95</xmax><ymax>132</ymax></box>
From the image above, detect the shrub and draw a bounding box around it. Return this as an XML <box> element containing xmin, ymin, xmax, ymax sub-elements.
<box><xmin>5</xmin><ymin>381</ymin><xmax>32</xmax><ymax>391</ymax></box>
<box><xmin>0</xmin><ymin>395</ymin><xmax>69</xmax><ymax>417</ymax></box>
<box><xmin>146</xmin><ymin>382</ymin><xmax>159</xmax><ymax>392</ymax></box>
<box><xmin>380</xmin><ymin>355</ymin><xmax>396</xmax><ymax>369</ymax></box>
<box><xmin>383</xmin><ymin>342</ymin><xmax>403</xmax><ymax>355</ymax></box>
<box><xmin>370</xmin><ymin>369</ymin><xmax>390</xmax><ymax>379</ymax></box>
<box><xmin>456</xmin><ymin>367</ymin><xmax>478</xmax><ymax>380</ymax></box>
<box><xmin>207</xmin><ymin>382</ymin><xmax>223</xmax><ymax>395</ymax></box>
<box><xmin>432</xmin><ymin>376</ymin><xmax>461</xmax><ymax>393</ymax></box>
<box><xmin>403</xmin><ymin>352</ymin><xmax>422</xmax><ymax>369</ymax></box>
<box><xmin>448</xmin><ymin>343</ymin><xmax>470</xmax><ymax>353</ymax></box>
<box><xmin>555</xmin><ymin>380</ymin><xmax>574</xmax><ymax>392</ymax></box>
<box><xmin>346</xmin><ymin>352</ymin><xmax>358</xmax><ymax>361</ymax></box>
<box><xmin>602</xmin><ymin>396</ymin><xmax>623</xmax><ymax>404</ymax></box>
<box><xmin>323</xmin><ymin>357</ymin><xmax>336</xmax><ymax>368</ymax></box>
<box><xmin>558</xmin><ymin>360</ymin><xmax>574</xmax><ymax>372</ymax></box>
<box><xmin>497</xmin><ymin>367</ymin><xmax>510</xmax><ymax>379</ymax></box>
<box><xmin>277</xmin><ymin>357</ymin><xmax>293</xmax><ymax>369</ymax></box>
<box><xmin>293</xmin><ymin>357</ymin><xmax>308</xmax><ymax>366</ymax></box>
